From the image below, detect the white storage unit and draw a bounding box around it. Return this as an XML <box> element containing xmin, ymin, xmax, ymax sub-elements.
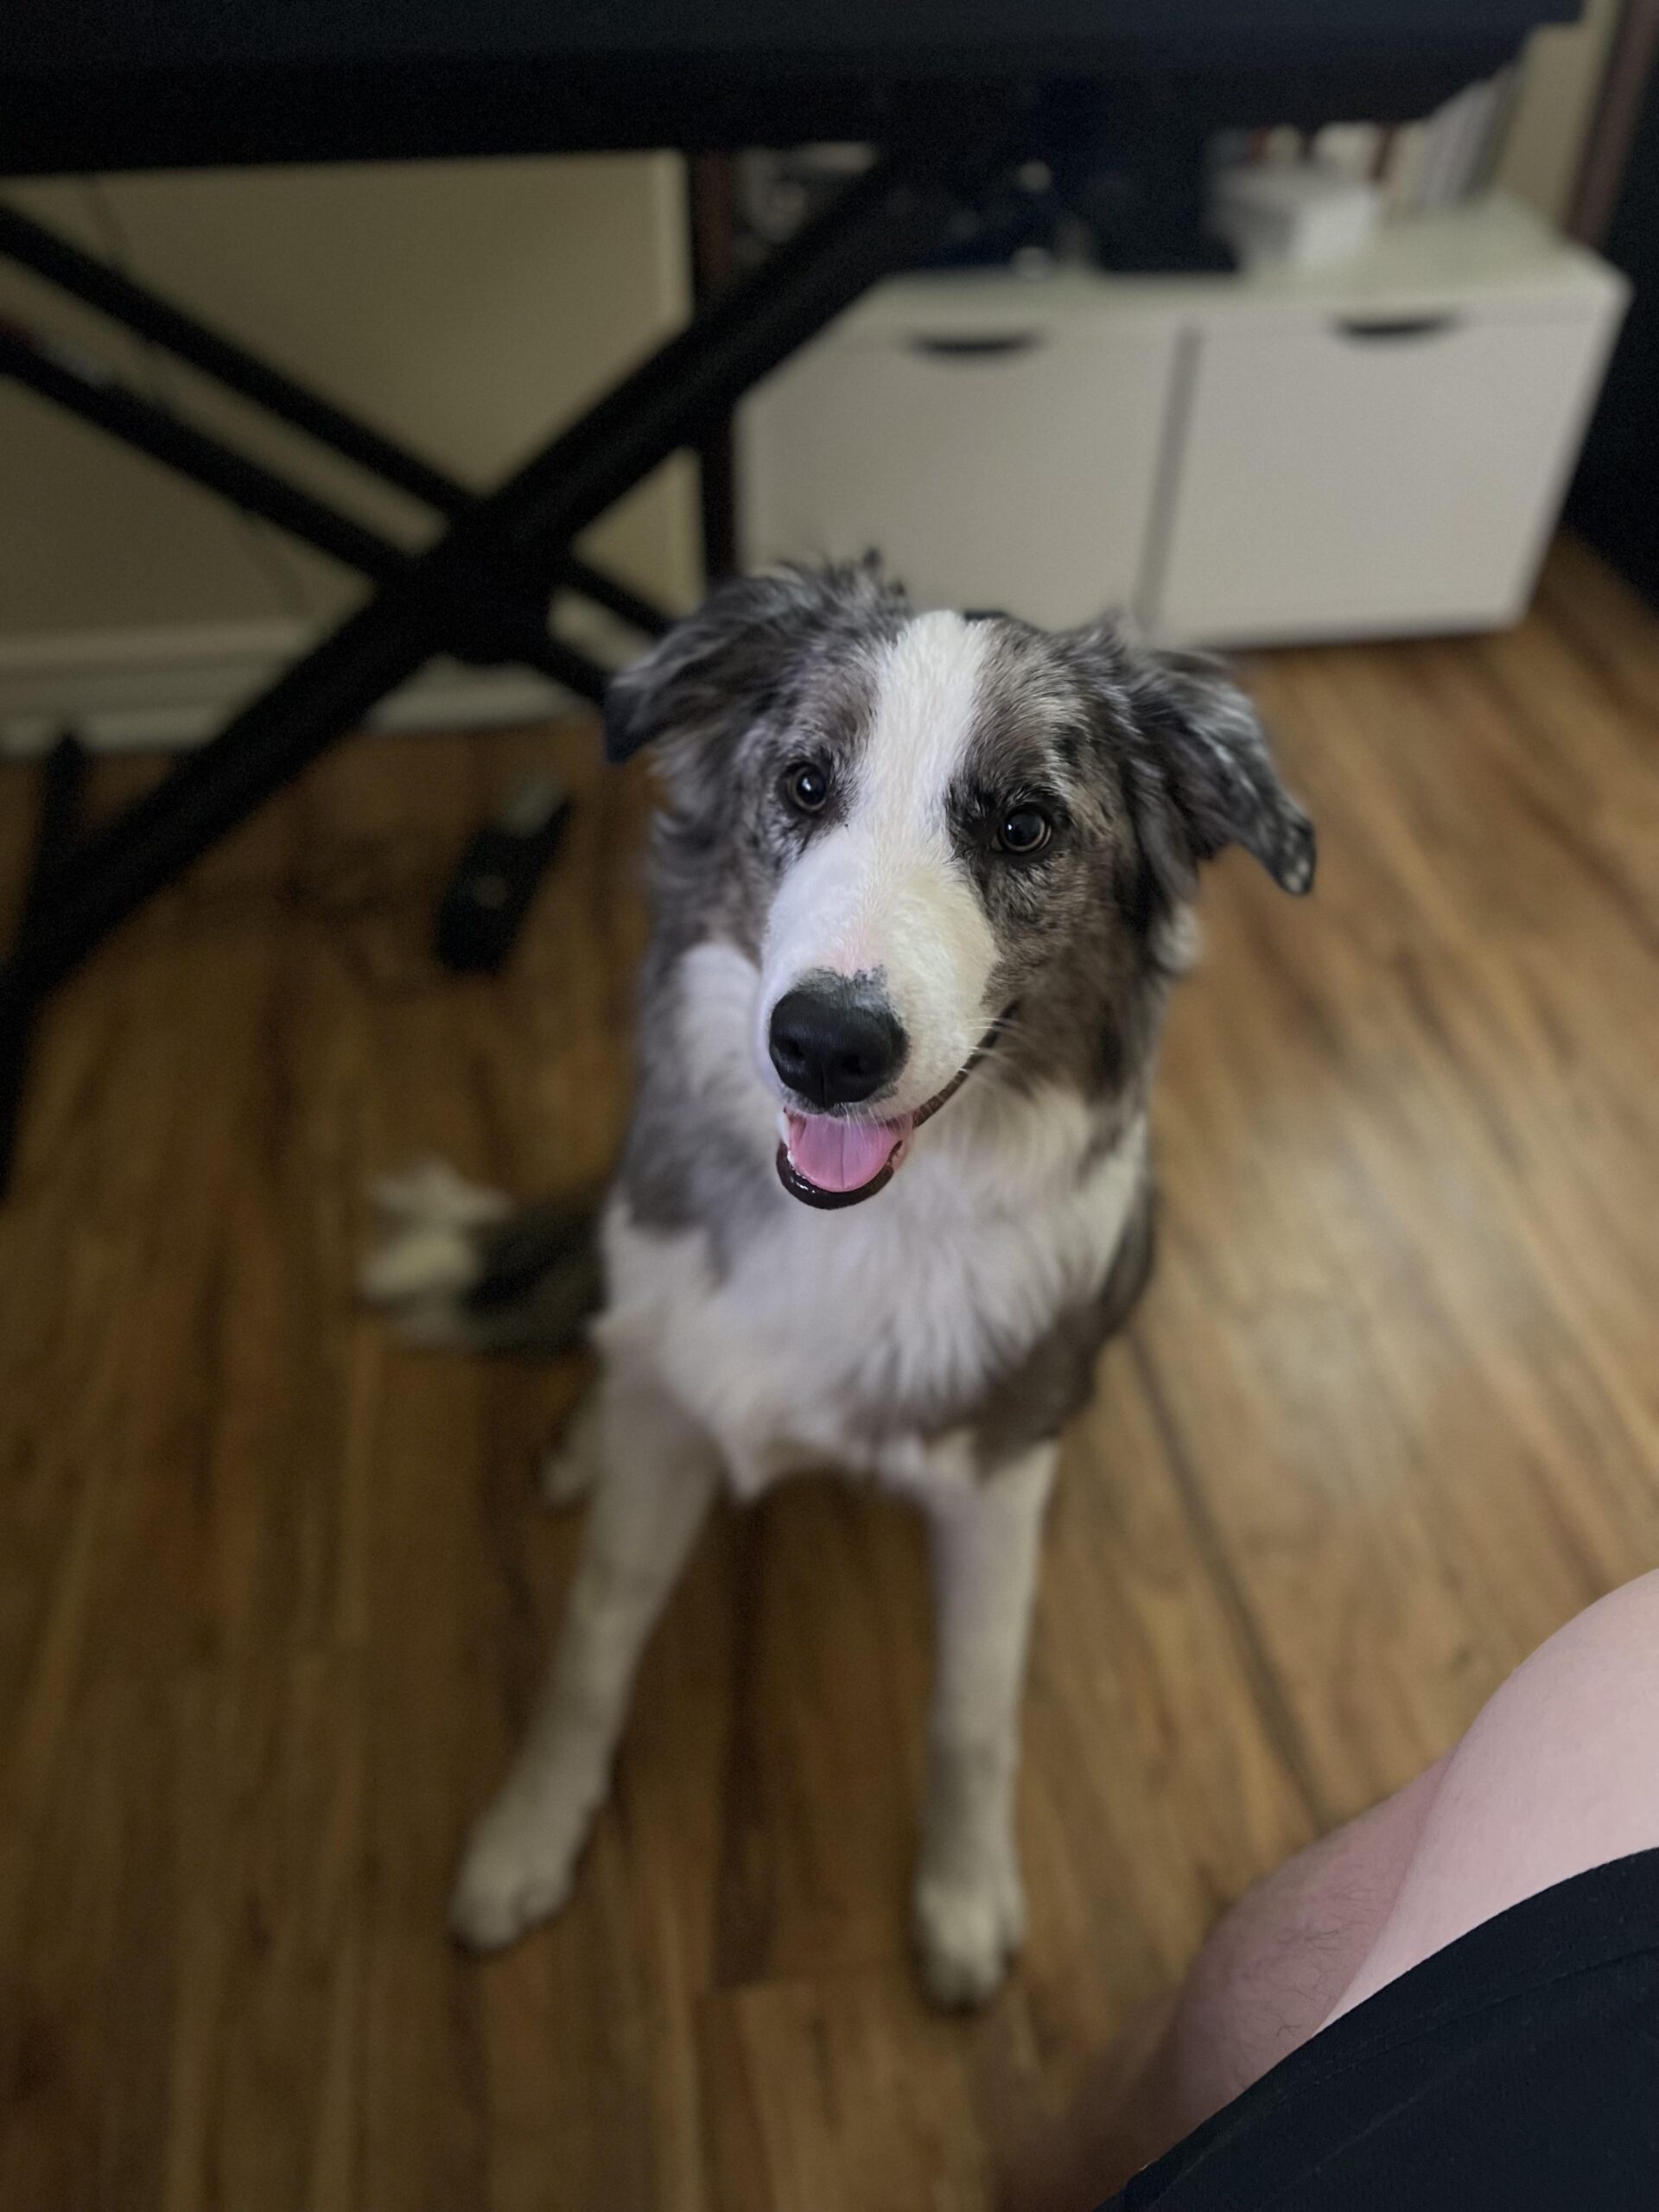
<box><xmin>737</xmin><ymin>199</ymin><xmax>1628</xmax><ymax>646</ymax></box>
<box><xmin>1141</xmin><ymin>201</ymin><xmax>1629</xmax><ymax>644</ymax></box>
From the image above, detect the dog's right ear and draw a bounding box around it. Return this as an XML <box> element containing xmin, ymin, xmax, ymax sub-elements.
<box><xmin>603</xmin><ymin>563</ymin><xmax>897</xmax><ymax>764</ymax></box>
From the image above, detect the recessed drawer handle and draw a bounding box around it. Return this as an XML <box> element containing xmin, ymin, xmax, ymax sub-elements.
<box><xmin>907</xmin><ymin>331</ymin><xmax>1045</xmax><ymax>359</ymax></box>
<box><xmin>1332</xmin><ymin>313</ymin><xmax>1464</xmax><ymax>342</ymax></box>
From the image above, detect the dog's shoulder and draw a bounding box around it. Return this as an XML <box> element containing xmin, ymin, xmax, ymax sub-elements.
<box><xmin>952</xmin><ymin>1162</ymin><xmax>1155</xmax><ymax>1471</ymax></box>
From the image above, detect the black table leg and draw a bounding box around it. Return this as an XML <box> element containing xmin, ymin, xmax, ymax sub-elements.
<box><xmin>0</xmin><ymin>732</ymin><xmax>88</xmax><ymax>1196</ymax></box>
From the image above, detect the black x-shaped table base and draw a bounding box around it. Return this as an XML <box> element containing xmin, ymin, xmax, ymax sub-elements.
<box><xmin>0</xmin><ymin>113</ymin><xmax>1017</xmax><ymax>1194</ymax></box>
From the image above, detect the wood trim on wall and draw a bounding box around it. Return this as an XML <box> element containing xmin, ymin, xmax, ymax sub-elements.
<box><xmin>0</xmin><ymin>617</ymin><xmax>607</xmax><ymax>756</ymax></box>
<box><xmin>1569</xmin><ymin>0</ymin><xmax>1659</xmax><ymax>242</ymax></box>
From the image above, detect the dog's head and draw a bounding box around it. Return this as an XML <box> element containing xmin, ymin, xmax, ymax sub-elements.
<box><xmin>607</xmin><ymin>563</ymin><xmax>1313</xmax><ymax>1209</ymax></box>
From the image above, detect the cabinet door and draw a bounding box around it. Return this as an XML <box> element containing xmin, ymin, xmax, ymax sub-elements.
<box><xmin>1148</xmin><ymin>308</ymin><xmax>1616</xmax><ymax>645</ymax></box>
<box><xmin>739</xmin><ymin>320</ymin><xmax>1174</xmax><ymax>627</ymax></box>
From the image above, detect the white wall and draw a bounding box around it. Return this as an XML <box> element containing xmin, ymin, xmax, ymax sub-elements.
<box><xmin>0</xmin><ymin>156</ymin><xmax>699</xmax><ymax>661</ymax></box>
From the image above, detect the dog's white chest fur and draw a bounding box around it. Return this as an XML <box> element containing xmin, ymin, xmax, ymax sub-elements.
<box><xmin>598</xmin><ymin>943</ymin><xmax>1144</xmax><ymax>1500</ymax></box>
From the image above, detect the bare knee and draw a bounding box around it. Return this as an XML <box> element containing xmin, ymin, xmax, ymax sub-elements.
<box><xmin>1166</xmin><ymin>1760</ymin><xmax>1446</xmax><ymax>2116</ymax></box>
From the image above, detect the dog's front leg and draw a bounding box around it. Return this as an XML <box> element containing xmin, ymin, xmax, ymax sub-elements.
<box><xmin>450</xmin><ymin>1367</ymin><xmax>720</xmax><ymax>1951</ymax></box>
<box><xmin>914</xmin><ymin>1440</ymin><xmax>1058</xmax><ymax>2006</ymax></box>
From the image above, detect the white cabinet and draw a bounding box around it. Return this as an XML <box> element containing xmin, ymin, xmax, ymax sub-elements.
<box><xmin>739</xmin><ymin>276</ymin><xmax>1177</xmax><ymax>627</ymax></box>
<box><xmin>1143</xmin><ymin>204</ymin><xmax>1628</xmax><ymax>644</ymax></box>
<box><xmin>1151</xmin><ymin>312</ymin><xmax>1612</xmax><ymax>642</ymax></box>
<box><xmin>737</xmin><ymin>200</ymin><xmax>1628</xmax><ymax>647</ymax></box>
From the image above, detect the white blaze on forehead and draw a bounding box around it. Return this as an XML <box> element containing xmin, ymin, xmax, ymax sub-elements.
<box><xmin>855</xmin><ymin>610</ymin><xmax>992</xmax><ymax>838</ymax></box>
<box><xmin>759</xmin><ymin>611</ymin><xmax>1001</xmax><ymax>1110</ymax></box>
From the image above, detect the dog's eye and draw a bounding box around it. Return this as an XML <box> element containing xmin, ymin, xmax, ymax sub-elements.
<box><xmin>781</xmin><ymin>761</ymin><xmax>830</xmax><ymax>816</ymax></box>
<box><xmin>996</xmin><ymin>805</ymin><xmax>1052</xmax><ymax>856</ymax></box>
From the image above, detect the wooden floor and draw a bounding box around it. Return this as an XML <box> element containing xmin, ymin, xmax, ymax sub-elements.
<box><xmin>2</xmin><ymin>536</ymin><xmax>1657</xmax><ymax>2211</ymax></box>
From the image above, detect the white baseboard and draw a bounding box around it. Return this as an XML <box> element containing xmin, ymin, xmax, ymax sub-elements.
<box><xmin>0</xmin><ymin>614</ymin><xmax>611</xmax><ymax>758</ymax></box>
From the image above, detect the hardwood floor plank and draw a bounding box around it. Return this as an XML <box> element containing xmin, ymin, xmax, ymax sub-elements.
<box><xmin>700</xmin><ymin>1969</ymin><xmax>992</xmax><ymax>2212</ymax></box>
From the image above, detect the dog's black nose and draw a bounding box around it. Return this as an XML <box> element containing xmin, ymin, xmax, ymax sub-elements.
<box><xmin>768</xmin><ymin>981</ymin><xmax>907</xmax><ymax>1109</ymax></box>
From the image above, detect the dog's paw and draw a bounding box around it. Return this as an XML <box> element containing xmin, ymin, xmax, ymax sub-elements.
<box><xmin>448</xmin><ymin>1783</ymin><xmax>588</xmax><ymax>1953</ymax></box>
<box><xmin>912</xmin><ymin>1859</ymin><xmax>1027</xmax><ymax>2009</ymax></box>
<box><xmin>359</xmin><ymin>1159</ymin><xmax>510</xmax><ymax>1319</ymax></box>
<box><xmin>358</xmin><ymin>1225</ymin><xmax>479</xmax><ymax>1309</ymax></box>
<box><xmin>537</xmin><ymin>1394</ymin><xmax>604</xmax><ymax>1509</ymax></box>
<box><xmin>371</xmin><ymin>1158</ymin><xmax>512</xmax><ymax>1233</ymax></box>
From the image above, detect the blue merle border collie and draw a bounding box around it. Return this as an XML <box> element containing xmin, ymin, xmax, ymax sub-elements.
<box><xmin>363</xmin><ymin>561</ymin><xmax>1313</xmax><ymax>2006</ymax></box>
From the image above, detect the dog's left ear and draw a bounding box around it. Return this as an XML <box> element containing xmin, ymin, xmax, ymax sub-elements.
<box><xmin>1071</xmin><ymin>623</ymin><xmax>1316</xmax><ymax>902</ymax></box>
<box><xmin>603</xmin><ymin>574</ymin><xmax>790</xmax><ymax>764</ymax></box>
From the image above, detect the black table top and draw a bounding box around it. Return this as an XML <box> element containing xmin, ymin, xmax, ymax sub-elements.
<box><xmin>1</xmin><ymin>3</ymin><xmax>1577</xmax><ymax>178</ymax></box>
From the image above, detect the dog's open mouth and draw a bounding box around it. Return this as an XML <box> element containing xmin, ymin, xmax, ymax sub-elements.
<box><xmin>773</xmin><ymin>1022</ymin><xmax>1004</xmax><ymax>1211</ymax></box>
<box><xmin>777</xmin><ymin>1110</ymin><xmax>915</xmax><ymax>1209</ymax></box>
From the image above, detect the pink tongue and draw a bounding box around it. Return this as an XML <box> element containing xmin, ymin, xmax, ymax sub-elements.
<box><xmin>785</xmin><ymin>1113</ymin><xmax>911</xmax><ymax>1194</ymax></box>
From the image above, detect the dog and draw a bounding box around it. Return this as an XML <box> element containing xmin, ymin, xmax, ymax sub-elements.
<box><xmin>362</xmin><ymin>561</ymin><xmax>1314</xmax><ymax>2006</ymax></box>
